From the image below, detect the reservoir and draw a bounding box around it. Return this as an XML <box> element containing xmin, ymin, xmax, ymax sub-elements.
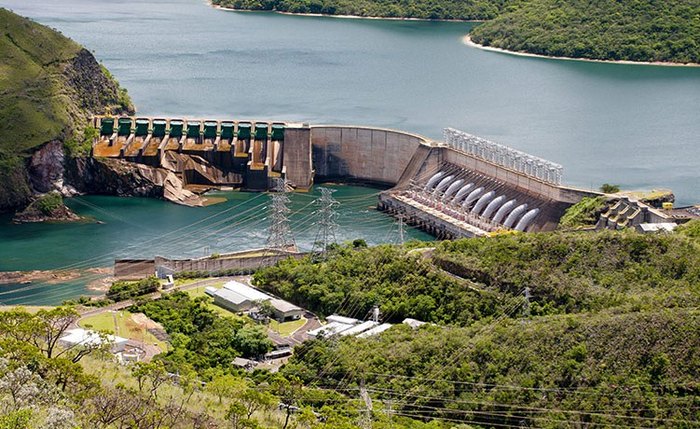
<box><xmin>1</xmin><ymin>0</ymin><xmax>699</xmax><ymax>304</ymax></box>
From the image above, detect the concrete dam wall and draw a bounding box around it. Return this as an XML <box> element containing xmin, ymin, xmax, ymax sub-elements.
<box><xmin>93</xmin><ymin>116</ymin><xmax>592</xmax><ymax>241</ymax></box>
<box><xmin>310</xmin><ymin>126</ymin><xmax>433</xmax><ymax>187</ymax></box>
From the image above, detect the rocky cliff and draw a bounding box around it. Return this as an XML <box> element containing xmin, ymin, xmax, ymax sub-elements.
<box><xmin>0</xmin><ymin>8</ymin><xmax>134</xmax><ymax>213</ymax></box>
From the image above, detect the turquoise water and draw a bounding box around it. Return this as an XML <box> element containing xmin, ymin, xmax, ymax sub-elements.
<box><xmin>1</xmin><ymin>0</ymin><xmax>699</xmax><ymax>304</ymax></box>
<box><xmin>0</xmin><ymin>186</ymin><xmax>431</xmax><ymax>305</ymax></box>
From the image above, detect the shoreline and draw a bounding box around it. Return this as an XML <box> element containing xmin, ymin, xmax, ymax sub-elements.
<box><xmin>211</xmin><ymin>4</ymin><xmax>484</xmax><ymax>23</ymax></box>
<box><xmin>463</xmin><ymin>35</ymin><xmax>700</xmax><ymax>68</ymax></box>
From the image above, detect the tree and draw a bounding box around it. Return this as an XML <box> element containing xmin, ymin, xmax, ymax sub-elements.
<box><xmin>240</xmin><ymin>387</ymin><xmax>276</xmax><ymax>419</ymax></box>
<box><xmin>600</xmin><ymin>183</ymin><xmax>621</xmax><ymax>193</ymax></box>
<box><xmin>206</xmin><ymin>373</ymin><xmax>247</xmax><ymax>404</ymax></box>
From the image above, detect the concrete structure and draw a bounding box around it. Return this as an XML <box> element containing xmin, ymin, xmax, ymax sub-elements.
<box><xmin>102</xmin><ymin>115</ymin><xmax>685</xmax><ymax>240</ymax></box>
<box><xmin>307</xmin><ymin>321</ymin><xmax>354</xmax><ymax>338</ymax></box>
<box><xmin>114</xmin><ymin>248</ymin><xmax>304</xmax><ymax>280</ymax></box>
<box><xmin>212</xmin><ymin>280</ymin><xmax>272</xmax><ymax>312</ymax></box>
<box><xmin>269</xmin><ymin>298</ymin><xmax>303</xmax><ymax>322</ymax></box>
<box><xmin>338</xmin><ymin>320</ymin><xmax>379</xmax><ymax>337</ymax></box>
<box><xmin>59</xmin><ymin>328</ymin><xmax>129</xmax><ymax>354</ymax></box>
<box><xmin>326</xmin><ymin>315</ymin><xmax>361</xmax><ymax>325</ymax></box>
<box><xmin>356</xmin><ymin>323</ymin><xmax>393</xmax><ymax>338</ymax></box>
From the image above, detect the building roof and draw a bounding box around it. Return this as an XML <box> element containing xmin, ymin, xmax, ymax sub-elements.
<box><xmin>638</xmin><ymin>223</ymin><xmax>677</xmax><ymax>233</ymax></box>
<box><xmin>402</xmin><ymin>318</ymin><xmax>427</xmax><ymax>329</ymax></box>
<box><xmin>326</xmin><ymin>314</ymin><xmax>361</xmax><ymax>325</ymax></box>
<box><xmin>357</xmin><ymin>323</ymin><xmax>393</xmax><ymax>338</ymax></box>
<box><xmin>269</xmin><ymin>298</ymin><xmax>302</xmax><ymax>313</ymax></box>
<box><xmin>307</xmin><ymin>322</ymin><xmax>354</xmax><ymax>338</ymax></box>
<box><xmin>213</xmin><ymin>287</ymin><xmax>252</xmax><ymax>306</ymax></box>
<box><xmin>60</xmin><ymin>328</ymin><xmax>128</xmax><ymax>347</ymax></box>
<box><xmin>223</xmin><ymin>281</ymin><xmax>271</xmax><ymax>302</ymax></box>
<box><xmin>339</xmin><ymin>321</ymin><xmax>378</xmax><ymax>337</ymax></box>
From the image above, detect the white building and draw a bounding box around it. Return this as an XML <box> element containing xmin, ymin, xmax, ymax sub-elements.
<box><xmin>339</xmin><ymin>321</ymin><xmax>378</xmax><ymax>337</ymax></box>
<box><xmin>357</xmin><ymin>323</ymin><xmax>393</xmax><ymax>338</ymax></box>
<box><xmin>59</xmin><ymin>328</ymin><xmax>129</xmax><ymax>354</ymax></box>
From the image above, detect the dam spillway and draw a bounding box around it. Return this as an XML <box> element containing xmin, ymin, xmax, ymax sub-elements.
<box><xmin>91</xmin><ymin>116</ymin><xmax>595</xmax><ymax>237</ymax></box>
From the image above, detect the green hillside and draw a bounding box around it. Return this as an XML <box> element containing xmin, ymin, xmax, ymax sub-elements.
<box><xmin>470</xmin><ymin>0</ymin><xmax>700</xmax><ymax>64</ymax></box>
<box><xmin>0</xmin><ymin>8</ymin><xmax>132</xmax><ymax>211</ymax></box>
<box><xmin>212</xmin><ymin>0</ymin><xmax>700</xmax><ymax>64</ymax></box>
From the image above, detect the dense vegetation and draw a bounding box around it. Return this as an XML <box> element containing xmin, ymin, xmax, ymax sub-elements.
<box><xmin>212</xmin><ymin>0</ymin><xmax>700</xmax><ymax>64</ymax></box>
<box><xmin>2</xmin><ymin>224</ymin><xmax>700</xmax><ymax>427</ymax></box>
<box><xmin>106</xmin><ymin>277</ymin><xmax>161</xmax><ymax>301</ymax></box>
<box><xmin>213</xmin><ymin>0</ymin><xmax>509</xmax><ymax>20</ymax></box>
<box><xmin>470</xmin><ymin>0</ymin><xmax>700</xmax><ymax>63</ymax></box>
<box><xmin>251</xmin><ymin>223</ymin><xmax>700</xmax><ymax>426</ymax></box>
<box><xmin>255</xmin><ymin>227</ymin><xmax>700</xmax><ymax>319</ymax></box>
<box><xmin>0</xmin><ymin>8</ymin><xmax>133</xmax><ymax>212</ymax></box>
<box><xmin>130</xmin><ymin>292</ymin><xmax>274</xmax><ymax>374</ymax></box>
<box><xmin>557</xmin><ymin>196</ymin><xmax>608</xmax><ymax>229</ymax></box>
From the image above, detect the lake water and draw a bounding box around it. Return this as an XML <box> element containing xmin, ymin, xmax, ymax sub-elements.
<box><xmin>1</xmin><ymin>0</ymin><xmax>699</xmax><ymax>304</ymax></box>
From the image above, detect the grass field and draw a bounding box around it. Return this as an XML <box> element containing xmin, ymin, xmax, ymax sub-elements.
<box><xmin>79</xmin><ymin>310</ymin><xmax>168</xmax><ymax>352</ymax></box>
<box><xmin>183</xmin><ymin>284</ymin><xmax>239</xmax><ymax>318</ymax></box>
<box><xmin>269</xmin><ymin>317</ymin><xmax>306</xmax><ymax>337</ymax></box>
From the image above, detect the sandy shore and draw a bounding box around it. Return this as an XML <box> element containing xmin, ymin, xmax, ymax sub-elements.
<box><xmin>463</xmin><ymin>35</ymin><xmax>700</xmax><ymax>68</ymax></box>
<box><xmin>211</xmin><ymin>3</ymin><xmax>483</xmax><ymax>23</ymax></box>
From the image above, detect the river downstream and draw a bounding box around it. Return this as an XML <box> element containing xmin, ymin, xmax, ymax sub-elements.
<box><xmin>1</xmin><ymin>0</ymin><xmax>699</xmax><ymax>304</ymax></box>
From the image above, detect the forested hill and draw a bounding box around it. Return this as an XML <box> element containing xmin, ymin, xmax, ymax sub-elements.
<box><xmin>0</xmin><ymin>8</ymin><xmax>132</xmax><ymax>212</ymax></box>
<box><xmin>212</xmin><ymin>0</ymin><xmax>700</xmax><ymax>64</ymax></box>
<box><xmin>469</xmin><ymin>0</ymin><xmax>700</xmax><ymax>64</ymax></box>
<box><xmin>212</xmin><ymin>0</ymin><xmax>510</xmax><ymax>20</ymax></box>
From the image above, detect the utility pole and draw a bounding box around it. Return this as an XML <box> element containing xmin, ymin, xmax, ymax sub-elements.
<box><xmin>313</xmin><ymin>187</ymin><xmax>338</xmax><ymax>257</ymax></box>
<box><xmin>359</xmin><ymin>380</ymin><xmax>373</xmax><ymax>429</ymax></box>
<box><xmin>266</xmin><ymin>178</ymin><xmax>295</xmax><ymax>251</ymax></box>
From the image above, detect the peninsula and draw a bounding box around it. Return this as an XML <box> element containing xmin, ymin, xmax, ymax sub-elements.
<box><xmin>212</xmin><ymin>0</ymin><xmax>700</xmax><ymax>65</ymax></box>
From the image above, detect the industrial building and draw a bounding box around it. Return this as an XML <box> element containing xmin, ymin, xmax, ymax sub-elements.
<box><xmin>211</xmin><ymin>281</ymin><xmax>303</xmax><ymax>322</ymax></box>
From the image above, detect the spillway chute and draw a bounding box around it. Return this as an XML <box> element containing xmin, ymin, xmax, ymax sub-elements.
<box><xmin>503</xmin><ymin>204</ymin><xmax>528</xmax><ymax>228</ymax></box>
<box><xmin>481</xmin><ymin>195</ymin><xmax>507</xmax><ymax>219</ymax></box>
<box><xmin>515</xmin><ymin>208</ymin><xmax>540</xmax><ymax>231</ymax></box>
<box><xmin>472</xmin><ymin>191</ymin><xmax>496</xmax><ymax>214</ymax></box>
<box><xmin>492</xmin><ymin>199</ymin><xmax>517</xmax><ymax>224</ymax></box>
<box><xmin>424</xmin><ymin>172</ymin><xmax>445</xmax><ymax>190</ymax></box>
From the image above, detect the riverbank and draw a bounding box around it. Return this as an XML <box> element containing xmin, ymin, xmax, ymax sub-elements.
<box><xmin>463</xmin><ymin>35</ymin><xmax>700</xmax><ymax>68</ymax></box>
<box><xmin>211</xmin><ymin>4</ymin><xmax>483</xmax><ymax>23</ymax></box>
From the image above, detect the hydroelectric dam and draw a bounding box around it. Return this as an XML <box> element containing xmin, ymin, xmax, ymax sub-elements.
<box><xmin>92</xmin><ymin>116</ymin><xmax>597</xmax><ymax>238</ymax></box>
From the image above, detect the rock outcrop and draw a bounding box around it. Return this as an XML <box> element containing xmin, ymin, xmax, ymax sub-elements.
<box><xmin>0</xmin><ymin>8</ymin><xmax>133</xmax><ymax>214</ymax></box>
<box><xmin>66</xmin><ymin>157</ymin><xmax>204</xmax><ymax>207</ymax></box>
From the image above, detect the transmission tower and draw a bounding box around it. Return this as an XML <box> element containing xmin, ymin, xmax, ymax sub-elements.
<box><xmin>396</xmin><ymin>214</ymin><xmax>406</xmax><ymax>245</ymax></box>
<box><xmin>312</xmin><ymin>187</ymin><xmax>339</xmax><ymax>257</ymax></box>
<box><xmin>266</xmin><ymin>178</ymin><xmax>295</xmax><ymax>251</ymax></box>
<box><xmin>522</xmin><ymin>287</ymin><xmax>531</xmax><ymax>318</ymax></box>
